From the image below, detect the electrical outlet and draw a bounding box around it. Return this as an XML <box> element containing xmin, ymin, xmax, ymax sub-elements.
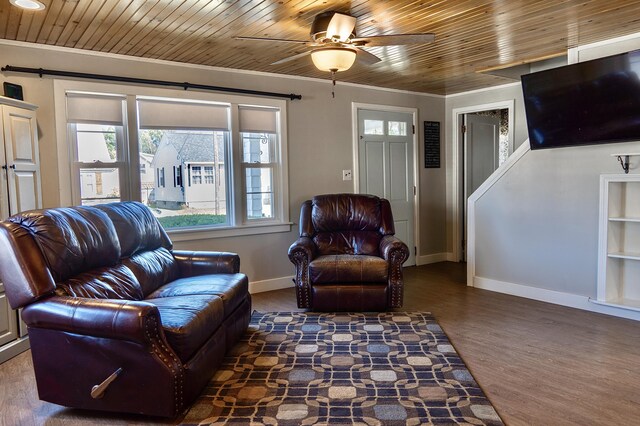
<box><xmin>342</xmin><ymin>169</ymin><xmax>352</xmax><ymax>181</ymax></box>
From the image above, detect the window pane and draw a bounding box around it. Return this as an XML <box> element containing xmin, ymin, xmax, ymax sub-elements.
<box><xmin>75</xmin><ymin>124</ymin><xmax>118</xmax><ymax>162</ymax></box>
<box><xmin>364</xmin><ymin>119</ymin><xmax>384</xmax><ymax>135</ymax></box>
<box><xmin>79</xmin><ymin>168</ymin><xmax>120</xmax><ymax>205</ymax></box>
<box><xmin>245</xmin><ymin>167</ymin><xmax>273</xmax><ymax>219</ymax></box>
<box><xmin>388</xmin><ymin>121</ymin><xmax>407</xmax><ymax>136</ymax></box>
<box><xmin>242</xmin><ymin>133</ymin><xmax>273</xmax><ymax>163</ymax></box>
<box><xmin>139</xmin><ymin>129</ymin><xmax>228</xmax><ymax>229</ymax></box>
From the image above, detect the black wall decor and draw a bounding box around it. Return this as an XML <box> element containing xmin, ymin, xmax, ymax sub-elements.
<box><xmin>424</xmin><ymin>121</ymin><xmax>440</xmax><ymax>168</ymax></box>
<box><xmin>3</xmin><ymin>82</ymin><xmax>23</xmax><ymax>100</ymax></box>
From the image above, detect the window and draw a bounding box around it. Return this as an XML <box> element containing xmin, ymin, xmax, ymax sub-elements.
<box><xmin>239</xmin><ymin>107</ymin><xmax>279</xmax><ymax>220</ymax></box>
<box><xmin>388</xmin><ymin>121</ymin><xmax>407</xmax><ymax>136</ymax></box>
<box><xmin>61</xmin><ymin>86</ymin><xmax>288</xmax><ymax>237</ymax></box>
<box><xmin>364</xmin><ymin>119</ymin><xmax>384</xmax><ymax>135</ymax></box>
<box><xmin>66</xmin><ymin>93</ymin><xmax>128</xmax><ymax>206</ymax></box>
<box><xmin>191</xmin><ymin>166</ymin><xmax>202</xmax><ymax>184</ymax></box>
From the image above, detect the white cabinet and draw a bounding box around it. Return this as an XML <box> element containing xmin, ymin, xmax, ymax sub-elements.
<box><xmin>0</xmin><ymin>96</ymin><xmax>41</xmax><ymax>363</ymax></box>
<box><xmin>596</xmin><ymin>174</ymin><xmax>640</xmax><ymax>311</ymax></box>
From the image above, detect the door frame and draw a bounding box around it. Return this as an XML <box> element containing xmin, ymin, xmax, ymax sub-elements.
<box><xmin>451</xmin><ymin>100</ymin><xmax>514</xmax><ymax>262</ymax></box>
<box><xmin>351</xmin><ymin>102</ymin><xmax>420</xmax><ymax>263</ymax></box>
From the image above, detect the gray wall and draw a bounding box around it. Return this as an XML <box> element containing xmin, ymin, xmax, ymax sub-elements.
<box><xmin>0</xmin><ymin>41</ymin><xmax>447</xmax><ymax>282</ymax></box>
<box><xmin>461</xmin><ymin>35</ymin><xmax>640</xmax><ymax>298</ymax></box>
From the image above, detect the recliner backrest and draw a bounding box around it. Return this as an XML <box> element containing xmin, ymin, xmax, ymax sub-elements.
<box><xmin>302</xmin><ymin>194</ymin><xmax>395</xmax><ymax>256</ymax></box>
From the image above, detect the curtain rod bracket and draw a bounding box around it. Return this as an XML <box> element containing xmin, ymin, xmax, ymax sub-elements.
<box><xmin>1</xmin><ymin>65</ymin><xmax>303</xmax><ymax>101</ymax></box>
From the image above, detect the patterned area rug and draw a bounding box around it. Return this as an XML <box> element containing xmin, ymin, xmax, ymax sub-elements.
<box><xmin>182</xmin><ymin>312</ymin><xmax>503</xmax><ymax>425</ymax></box>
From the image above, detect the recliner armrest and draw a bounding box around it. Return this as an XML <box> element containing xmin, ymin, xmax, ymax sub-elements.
<box><xmin>21</xmin><ymin>296</ymin><xmax>163</xmax><ymax>345</ymax></box>
<box><xmin>380</xmin><ymin>235</ymin><xmax>410</xmax><ymax>263</ymax></box>
<box><xmin>172</xmin><ymin>250</ymin><xmax>240</xmax><ymax>276</ymax></box>
<box><xmin>288</xmin><ymin>236</ymin><xmax>317</xmax><ymax>262</ymax></box>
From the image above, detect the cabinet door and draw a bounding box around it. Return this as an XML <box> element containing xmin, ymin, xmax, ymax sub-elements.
<box><xmin>0</xmin><ymin>111</ymin><xmax>8</xmax><ymax>220</ymax></box>
<box><xmin>2</xmin><ymin>106</ymin><xmax>42</xmax><ymax>214</ymax></box>
<box><xmin>0</xmin><ymin>285</ymin><xmax>19</xmax><ymax>346</ymax></box>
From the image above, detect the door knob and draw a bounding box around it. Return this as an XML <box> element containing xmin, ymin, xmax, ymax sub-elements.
<box><xmin>8</xmin><ymin>165</ymin><xmax>15</xmax><ymax>169</ymax></box>
<box><xmin>1</xmin><ymin>165</ymin><xmax>6</xmax><ymax>170</ymax></box>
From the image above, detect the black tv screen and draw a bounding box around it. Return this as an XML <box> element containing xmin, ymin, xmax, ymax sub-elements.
<box><xmin>521</xmin><ymin>49</ymin><xmax>640</xmax><ymax>150</ymax></box>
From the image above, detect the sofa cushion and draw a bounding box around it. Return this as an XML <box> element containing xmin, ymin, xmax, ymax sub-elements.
<box><xmin>55</xmin><ymin>264</ymin><xmax>143</xmax><ymax>300</ymax></box>
<box><xmin>96</xmin><ymin>202</ymin><xmax>172</xmax><ymax>257</ymax></box>
<box><xmin>8</xmin><ymin>206</ymin><xmax>120</xmax><ymax>283</ymax></box>
<box><xmin>147</xmin><ymin>274</ymin><xmax>248</xmax><ymax>316</ymax></box>
<box><xmin>123</xmin><ymin>247</ymin><xmax>180</xmax><ymax>296</ymax></box>
<box><xmin>146</xmin><ymin>295</ymin><xmax>224</xmax><ymax>362</ymax></box>
<box><xmin>309</xmin><ymin>255</ymin><xmax>388</xmax><ymax>284</ymax></box>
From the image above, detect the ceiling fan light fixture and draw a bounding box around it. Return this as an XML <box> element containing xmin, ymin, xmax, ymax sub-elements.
<box><xmin>311</xmin><ymin>47</ymin><xmax>357</xmax><ymax>72</ymax></box>
<box><xmin>9</xmin><ymin>0</ymin><xmax>46</xmax><ymax>10</ymax></box>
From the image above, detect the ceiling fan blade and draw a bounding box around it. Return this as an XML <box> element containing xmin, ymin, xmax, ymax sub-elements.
<box><xmin>270</xmin><ymin>50</ymin><xmax>312</xmax><ymax>65</ymax></box>
<box><xmin>325</xmin><ymin>13</ymin><xmax>357</xmax><ymax>41</ymax></box>
<box><xmin>355</xmin><ymin>47</ymin><xmax>382</xmax><ymax>65</ymax></box>
<box><xmin>235</xmin><ymin>36</ymin><xmax>309</xmax><ymax>44</ymax></box>
<box><xmin>352</xmin><ymin>33</ymin><xmax>435</xmax><ymax>47</ymax></box>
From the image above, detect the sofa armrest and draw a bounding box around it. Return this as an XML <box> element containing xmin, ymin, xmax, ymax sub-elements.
<box><xmin>288</xmin><ymin>237</ymin><xmax>316</xmax><ymax>308</ymax></box>
<box><xmin>379</xmin><ymin>235</ymin><xmax>410</xmax><ymax>308</ymax></box>
<box><xmin>21</xmin><ymin>296</ymin><xmax>163</xmax><ymax>345</ymax></box>
<box><xmin>172</xmin><ymin>250</ymin><xmax>240</xmax><ymax>276</ymax></box>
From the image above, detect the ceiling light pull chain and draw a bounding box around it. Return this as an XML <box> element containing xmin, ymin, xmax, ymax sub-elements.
<box><xmin>331</xmin><ymin>69</ymin><xmax>337</xmax><ymax>98</ymax></box>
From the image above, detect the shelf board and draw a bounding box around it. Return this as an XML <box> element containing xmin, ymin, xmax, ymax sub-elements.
<box><xmin>609</xmin><ymin>217</ymin><xmax>640</xmax><ymax>222</ymax></box>
<box><xmin>608</xmin><ymin>252</ymin><xmax>640</xmax><ymax>260</ymax></box>
<box><xmin>591</xmin><ymin>298</ymin><xmax>640</xmax><ymax>312</ymax></box>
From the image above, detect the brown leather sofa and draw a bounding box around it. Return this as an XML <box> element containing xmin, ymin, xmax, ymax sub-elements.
<box><xmin>288</xmin><ymin>194</ymin><xmax>409</xmax><ymax>311</ymax></box>
<box><xmin>0</xmin><ymin>201</ymin><xmax>251</xmax><ymax>418</ymax></box>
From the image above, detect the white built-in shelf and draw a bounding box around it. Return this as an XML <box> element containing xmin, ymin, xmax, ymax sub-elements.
<box><xmin>608</xmin><ymin>252</ymin><xmax>640</xmax><ymax>261</ymax></box>
<box><xmin>591</xmin><ymin>298</ymin><xmax>640</xmax><ymax>312</ymax></box>
<box><xmin>597</xmin><ymin>174</ymin><xmax>640</xmax><ymax>313</ymax></box>
<box><xmin>609</xmin><ymin>217</ymin><xmax>640</xmax><ymax>222</ymax></box>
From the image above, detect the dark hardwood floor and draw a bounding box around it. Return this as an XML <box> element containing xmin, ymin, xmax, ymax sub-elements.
<box><xmin>1</xmin><ymin>262</ymin><xmax>639</xmax><ymax>425</ymax></box>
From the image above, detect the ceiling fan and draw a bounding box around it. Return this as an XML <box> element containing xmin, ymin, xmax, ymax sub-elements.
<box><xmin>235</xmin><ymin>11</ymin><xmax>435</xmax><ymax>96</ymax></box>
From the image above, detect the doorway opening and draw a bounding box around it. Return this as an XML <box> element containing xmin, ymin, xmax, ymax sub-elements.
<box><xmin>452</xmin><ymin>100</ymin><xmax>514</xmax><ymax>263</ymax></box>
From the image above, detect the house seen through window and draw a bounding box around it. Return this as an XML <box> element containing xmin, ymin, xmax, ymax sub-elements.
<box><xmin>65</xmin><ymin>91</ymin><xmax>285</xmax><ymax>232</ymax></box>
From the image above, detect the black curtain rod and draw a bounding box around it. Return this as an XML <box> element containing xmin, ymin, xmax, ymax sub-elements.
<box><xmin>1</xmin><ymin>65</ymin><xmax>302</xmax><ymax>101</ymax></box>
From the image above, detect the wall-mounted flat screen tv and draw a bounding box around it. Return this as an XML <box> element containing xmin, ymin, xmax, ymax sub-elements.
<box><xmin>521</xmin><ymin>49</ymin><xmax>640</xmax><ymax>150</ymax></box>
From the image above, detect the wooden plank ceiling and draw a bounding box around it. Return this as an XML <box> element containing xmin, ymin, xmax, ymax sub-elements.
<box><xmin>2</xmin><ymin>0</ymin><xmax>640</xmax><ymax>95</ymax></box>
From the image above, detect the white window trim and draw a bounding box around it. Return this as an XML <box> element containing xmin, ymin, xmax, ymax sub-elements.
<box><xmin>54</xmin><ymin>79</ymin><xmax>291</xmax><ymax>239</ymax></box>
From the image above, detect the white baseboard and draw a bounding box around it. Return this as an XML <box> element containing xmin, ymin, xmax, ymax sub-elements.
<box><xmin>416</xmin><ymin>252</ymin><xmax>454</xmax><ymax>265</ymax></box>
<box><xmin>473</xmin><ymin>276</ymin><xmax>640</xmax><ymax>321</ymax></box>
<box><xmin>249</xmin><ymin>276</ymin><xmax>294</xmax><ymax>294</ymax></box>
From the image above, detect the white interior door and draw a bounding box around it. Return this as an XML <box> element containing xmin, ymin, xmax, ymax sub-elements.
<box><xmin>358</xmin><ymin>109</ymin><xmax>415</xmax><ymax>266</ymax></box>
<box><xmin>2</xmin><ymin>106</ymin><xmax>42</xmax><ymax>215</ymax></box>
<box><xmin>461</xmin><ymin>113</ymin><xmax>500</xmax><ymax>261</ymax></box>
<box><xmin>464</xmin><ymin>114</ymin><xmax>500</xmax><ymax>199</ymax></box>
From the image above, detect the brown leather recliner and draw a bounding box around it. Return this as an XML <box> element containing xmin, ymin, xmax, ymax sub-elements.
<box><xmin>288</xmin><ymin>194</ymin><xmax>410</xmax><ymax>311</ymax></box>
<box><xmin>0</xmin><ymin>201</ymin><xmax>251</xmax><ymax>418</ymax></box>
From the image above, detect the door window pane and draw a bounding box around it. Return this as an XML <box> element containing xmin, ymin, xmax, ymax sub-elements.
<box><xmin>388</xmin><ymin>121</ymin><xmax>407</xmax><ymax>136</ymax></box>
<box><xmin>364</xmin><ymin>119</ymin><xmax>384</xmax><ymax>135</ymax></box>
<box><xmin>139</xmin><ymin>129</ymin><xmax>228</xmax><ymax>229</ymax></box>
<box><xmin>79</xmin><ymin>168</ymin><xmax>120</xmax><ymax>205</ymax></box>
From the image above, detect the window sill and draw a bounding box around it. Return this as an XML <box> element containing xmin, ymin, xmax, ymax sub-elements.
<box><xmin>167</xmin><ymin>221</ymin><xmax>293</xmax><ymax>242</ymax></box>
